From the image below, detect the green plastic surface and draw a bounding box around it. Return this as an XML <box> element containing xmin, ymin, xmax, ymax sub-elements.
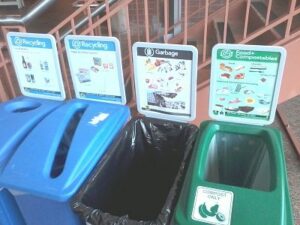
<box><xmin>173</xmin><ymin>120</ymin><xmax>294</xmax><ymax>225</ymax></box>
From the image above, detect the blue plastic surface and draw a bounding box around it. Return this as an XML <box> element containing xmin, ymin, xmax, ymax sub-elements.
<box><xmin>0</xmin><ymin>96</ymin><xmax>62</xmax><ymax>170</ymax></box>
<box><xmin>0</xmin><ymin>99</ymin><xmax>130</xmax><ymax>201</ymax></box>
<box><xmin>15</xmin><ymin>193</ymin><xmax>82</xmax><ymax>225</ymax></box>
<box><xmin>0</xmin><ymin>189</ymin><xmax>26</xmax><ymax>225</ymax></box>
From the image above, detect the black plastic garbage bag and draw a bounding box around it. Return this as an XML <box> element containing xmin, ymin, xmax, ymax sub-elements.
<box><xmin>72</xmin><ymin>117</ymin><xmax>198</xmax><ymax>225</ymax></box>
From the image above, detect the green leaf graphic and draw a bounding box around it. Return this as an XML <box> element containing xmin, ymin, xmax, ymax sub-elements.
<box><xmin>210</xmin><ymin>204</ymin><xmax>219</xmax><ymax>215</ymax></box>
<box><xmin>199</xmin><ymin>204</ymin><xmax>208</xmax><ymax>218</ymax></box>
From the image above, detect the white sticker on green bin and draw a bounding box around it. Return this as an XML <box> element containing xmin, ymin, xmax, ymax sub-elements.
<box><xmin>209</xmin><ymin>44</ymin><xmax>286</xmax><ymax>126</ymax></box>
<box><xmin>7</xmin><ymin>32</ymin><xmax>66</xmax><ymax>100</ymax></box>
<box><xmin>64</xmin><ymin>35</ymin><xmax>126</xmax><ymax>105</ymax></box>
<box><xmin>132</xmin><ymin>42</ymin><xmax>198</xmax><ymax>122</ymax></box>
<box><xmin>192</xmin><ymin>186</ymin><xmax>234</xmax><ymax>225</ymax></box>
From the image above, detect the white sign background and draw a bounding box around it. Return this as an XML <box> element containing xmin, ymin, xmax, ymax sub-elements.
<box><xmin>209</xmin><ymin>43</ymin><xmax>286</xmax><ymax>126</ymax></box>
<box><xmin>64</xmin><ymin>35</ymin><xmax>126</xmax><ymax>104</ymax></box>
<box><xmin>7</xmin><ymin>32</ymin><xmax>65</xmax><ymax>100</ymax></box>
<box><xmin>192</xmin><ymin>186</ymin><xmax>234</xmax><ymax>225</ymax></box>
<box><xmin>132</xmin><ymin>42</ymin><xmax>198</xmax><ymax>122</ymax></box>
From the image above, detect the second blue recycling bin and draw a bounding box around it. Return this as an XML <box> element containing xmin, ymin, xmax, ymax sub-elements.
<box><xmin>0</xmin><ymin>99</ymin><xmax>130</xmax><ymax>225</ymax></box>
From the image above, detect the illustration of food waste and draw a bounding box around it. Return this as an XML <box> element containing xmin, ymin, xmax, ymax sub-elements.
<box><xmin>7</xmin><ymin>34</ymin><xmax>64</xmax><ymax>97</ymax></box>
<box><xmin>211</xmin><ymin>48</ymin><xmax>282</xmax><ymax>121</ymax></box>
<box><xmin>65</xmin><ymin>38</ymin><xmax>124</xmax><ymax>103</ymax></box>
<box><xmin>136</xmin><ymin>47</ymin><xmax>193</xmax><ymax>116</ymax></box>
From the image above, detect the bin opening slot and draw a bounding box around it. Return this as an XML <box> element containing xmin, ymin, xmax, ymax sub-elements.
<box><xmin>204</xmin><ymin>132</ymin><xmax>275</xmax><ymax>191</ymax></box>
<box><xmin>50</xmin><ymin>108</ymin><xmax>86</xmax><ymax>178</ymax></box>
<box><xmin>5</xmin><ymin>101</ymin><xmax>41</xmax><ymax>113</ymax></box>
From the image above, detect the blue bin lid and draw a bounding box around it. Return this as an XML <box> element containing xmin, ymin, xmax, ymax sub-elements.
<box><xmin>0</xmin><ymin>99</ymin><xmax>130</xmax><ymax>202</ymax></box>
<box><xmin>0</xmin><ymin>96</ymin><xmax>62</xmax><ymax>170</ymax></box>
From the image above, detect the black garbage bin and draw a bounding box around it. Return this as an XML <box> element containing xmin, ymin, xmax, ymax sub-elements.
<box><xmin>72</xmin><ymin>117</ymin><xmax>198</xmax><ymax>225</ymax></box>
<box><xmin>72</xmin><ymin>41</ymin><xmax>199</xmax><ymax>225</ymax></box>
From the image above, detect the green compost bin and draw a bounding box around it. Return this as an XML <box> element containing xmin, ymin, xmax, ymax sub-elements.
<box><xmin>172</xmin><ymin>120</ymin><xmax>294</xmax><ymax>225</ymax></box>
<box><xmin>172</xmin><ymin>43</ymin><xmax>294</xmax><ymax>225</ymax></box>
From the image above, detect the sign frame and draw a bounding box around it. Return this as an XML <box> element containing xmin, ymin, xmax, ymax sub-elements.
<box><xmin>132</xmin><ymin>42</ymin><xmax>198</xmax><ymax>122</ymax></box>
<box><xmin>209</xmin><ymin>43</ymin><xmax>287</xmax><ymax>126</ymax></box>
<box><xmin>7</xmin><ymin>32</ymin><xmax>66</xmax><ymax>101</ymax></box>
<box><xmin>64</xmin><ymin>35</ymin><xmax>127</xmax><ymax>105</ymax></box>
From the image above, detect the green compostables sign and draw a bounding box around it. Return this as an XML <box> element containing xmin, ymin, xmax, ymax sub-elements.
<box><xmin>210</xmin><ymin>44</ymin><xmax>286</xmax><ymax>125</ymax></box>
<box><xmin>217</xmin><ymin>49</ymin><xmax>281</xmax><ymax>63</ymax></box>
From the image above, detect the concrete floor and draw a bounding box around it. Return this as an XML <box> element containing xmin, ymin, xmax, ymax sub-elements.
<box><xmin>276</xmin><ymin>96</ymin><xmax>300</xmax><ymax>225</ymax></box>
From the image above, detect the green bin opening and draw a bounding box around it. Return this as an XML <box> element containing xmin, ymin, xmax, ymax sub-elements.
<box><xmin>204</xmin><ymin>132</ymin><xmax>275</xmax><ymax>192</ymax></box>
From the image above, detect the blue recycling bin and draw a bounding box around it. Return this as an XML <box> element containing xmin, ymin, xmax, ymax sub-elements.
<box><xmin>0</xmin><ymin>99</ymin><xmax>130</xmax><ymax>225</ymax></box>
<box><xmin>0</xmin><ymin>188</ymin><xmax>26</xmax><ymax>225</ymax></box>
<box><xmin>0</xmin><ymin>96</ymin><xmax>63</xmax><ymax>225</ymax></box>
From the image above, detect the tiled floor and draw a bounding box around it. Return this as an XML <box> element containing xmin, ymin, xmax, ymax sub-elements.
<box><xmin>276</xmin><ymin>96</ymin><xmax>300</xmax><ymax>224</ymax></box>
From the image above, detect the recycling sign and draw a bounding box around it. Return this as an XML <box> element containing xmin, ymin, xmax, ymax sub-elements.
<box><xmin>192</xmin><ymin>186</ymin><xmax>234</xmax><ymax>225</ymax></box>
